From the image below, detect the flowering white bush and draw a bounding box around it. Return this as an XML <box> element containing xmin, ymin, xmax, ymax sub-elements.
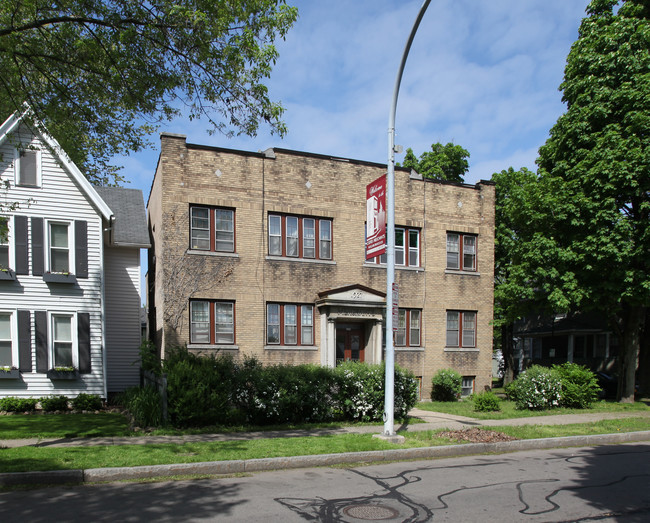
<box><xmin>507</xmin><ymin>365</ymin><xmax>562</xmax><ymax>410</ymax></box>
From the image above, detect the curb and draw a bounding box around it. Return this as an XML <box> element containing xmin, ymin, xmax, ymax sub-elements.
<box><xmin>2</xmin><ymin>431</ymin><xmax>649</xmax><ymax>487</ymax></box>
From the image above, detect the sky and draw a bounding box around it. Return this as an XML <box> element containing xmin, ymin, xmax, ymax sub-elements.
<box><xmin>114</xmin><ymin>0</ymin><xmax>592</xmax><ymax>298</ymax></box>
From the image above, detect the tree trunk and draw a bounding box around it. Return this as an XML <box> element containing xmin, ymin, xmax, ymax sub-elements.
<box><xmin>616</xmin><ymin>305</ymin><xmax>645</xmax><ymax>403</ymax></box>
<box><xmin>635</xmin><ymin>308</ymin><xmax>650</xmax><ymax>397</ymax></box>
<box><xmin>502</xmin><ymin>323</ymin><xmax>516</xmax><ymax>385</ymax></box>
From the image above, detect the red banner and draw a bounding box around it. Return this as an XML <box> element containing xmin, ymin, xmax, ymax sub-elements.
<box><xmin>366</xmin><ymin>174</ymin><xmax>387</xmax><ymax>260</ymax></box>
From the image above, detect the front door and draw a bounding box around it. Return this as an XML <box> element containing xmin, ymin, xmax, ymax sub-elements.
<box><xmin>336</xmin><ymin>325</ymin><xmax>365</xmax><ymax>363</ymax></box>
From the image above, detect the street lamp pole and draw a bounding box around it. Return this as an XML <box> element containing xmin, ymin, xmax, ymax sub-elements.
<box><xmin>384</xmin><ymin>0</ymin><xmax>431</xmax><ymax>436</ymax></box>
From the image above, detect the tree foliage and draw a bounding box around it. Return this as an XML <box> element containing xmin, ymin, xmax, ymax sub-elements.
<box><xmin>493</xmin><ymin>0</ymin><xmax>649</xmax><ymax>400</ymax></box>
<box><xmin>399</xmin><ymin>142</ymin><xmax>469</xmax><ymax>183</ymax></box>
<box><xmin>0</xmin><ymin>0</ymin><xmax>298</xmax><ymax>185</ymax></box>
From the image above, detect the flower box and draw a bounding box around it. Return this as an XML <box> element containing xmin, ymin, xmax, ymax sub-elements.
<box><xmin>47</xmin><ymin>368</ymin><xmax>79</xmax><ymax>380</ymax></box>
<box><xmin>43</xmin><ymin>273</ymin><xmax>77</xmax><ymax>284</ymax></box>
<box><xmin>0</xmin><ymin>269</ymin><xmax>16</xmax><ymax>281</ymax></box>
<box><xmin>0</xmin><ymin>368</ymin><xmax>20</xmax><ymax>379</ymax></box>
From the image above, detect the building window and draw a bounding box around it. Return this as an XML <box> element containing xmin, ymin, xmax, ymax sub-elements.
<box><xmin>0</xmin><ymin>217</ymin><xmax>10</xmax><ymax>270</ymax></box>
<box><xmin>446</xmin><ymin>311</ymin><xmax>476</xmax><ymax>348</ymax></box>
<box><xmin>395</xmin><ymin>309</ymin><xmax>421</xmax><ymax>347</ymax></box>
<box><xmin>266</xmin><ymin>303</ymin><xmax>314</xmax><ymax>346</ymax></box>
<box><xmin>461</xmin><ymin>376</ymin><xmax>475</xmax><ymax>396</ymax></box>
<box><xmin>268</xmin><ymin>214</ymin><xmax>332</xmax><ymax>260</ymax></box>
<box><xmin>15</xmin><ymin>149</ymin><xmax>40</xmax><ymax>187</ymax></box>
<box><xmin>375</xmin><ymin>227</ymin><xmax>420</xmax><ymax>267</ymax></box>
<box><xmin>50</xmin><ymin>313</ymin><xmax>76</xmax><ymax>368</ymax></box>
<box><xmin>190</xmin><ymin>206</ymin><xmax>235</xmax><ymax>253</ymax></box>
<box><xmin>190</xmin><ymin>300</ymin><xmax>235</xmax><ymax>344</ymax></box>
<box><xmin>48</xmin><ymin>222</ymin><xmax>72</xmax><ymax>273</ymax></box>
<box><xmin>447</xmin><ymin>233</ymin><xmax>477</xmax><ymax>271</ymax></box>
<box><xmin>0</xmin><ymin>311</ymin><xmax>17</xmax><ymax>368</ymax></box>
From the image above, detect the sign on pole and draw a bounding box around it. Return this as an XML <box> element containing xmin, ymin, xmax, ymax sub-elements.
<box><xmin>366</xmin><ymin>174</ymin><xmax>387</xmax><ymax>260</ymax></box>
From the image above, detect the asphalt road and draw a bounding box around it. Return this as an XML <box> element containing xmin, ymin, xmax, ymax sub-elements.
<box><xmin>1</xmin><ymin>442</ymin><xmax>649</xmax><ymax>522</ymax></box>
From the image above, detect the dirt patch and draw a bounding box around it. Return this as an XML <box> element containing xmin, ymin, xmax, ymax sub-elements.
<box><xmin>438</xmin><ymin>428</ymin><xmax>518</xmax><ymax>443</ymax></box>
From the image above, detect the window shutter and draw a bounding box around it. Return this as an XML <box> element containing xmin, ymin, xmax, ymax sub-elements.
<box><xmin>13</xmin><ymin>215</ymin><xmax>29</xmax><ymax>275</ymax></box>
<box><xmin>31</xmin><ymin>217</ymin><xmax>44</xmax><ymax>276</ymax></box>
<box><xmin>35</xmin><ymin>310</ymin><xmax>48</xmax><ymax>372</ymax></box>
<box><xmin>75</xmin><ymin>220</ymin><xmax>88</xmax><ymax>278</ymax></box>
<box><xmin>18</xmin><ymin>310</ymin><xmax>32</xmax><ymax>372</ymax></box>
<box><xmin>78</xmin><ymin>312</ymin><xmax>91</xmax><ymax>373</ymax></box>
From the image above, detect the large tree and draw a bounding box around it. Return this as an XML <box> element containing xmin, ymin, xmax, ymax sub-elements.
<box><xmin>399</xmin><ymin>142</ymin><xmax>469</xmax><ymax>183</ymax></box>
<box><xmin>506</xmin><ymin>0</ymin><xmax>649</xmax><ymax>401</ymax></box>
<box><xmin>0</xmin><ymin>0</ymin><xmax>298</xmax><ymax>185</ymax></box>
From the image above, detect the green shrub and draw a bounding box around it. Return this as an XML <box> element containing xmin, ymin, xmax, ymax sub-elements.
<box><xmin>39</xmin><ymin>395</ymin><xmax>70</xmax><ymax>412</ymax></box>
<box><xmin>0</xmin><ymin>397</ymin><xmax>38</xmax><ymax>412</ymax></box>
<box><xmin>163</xmin><ymin>346</ymin><xmax>236</xmax><ymax>427</ymax></box>
<box><xmin>473</xmin><ymin>390</ymin><xmax>501</xmax><ymax>412</ymax></box>
<box><xmin>71</xmin><ymin>393</ymin><xmax>103</xmax><ymax>411</ymax></box>
<box><xmin>431</xmin><ymin>368</ymin><xmax>462</xmax><ymax>401</ymax></box>
<box><xmin>553</xmin><ymin>362</ymin><xmax>600</xmax><ymax>409</ymax></box>
<box><xmin>119</xmin><ymin>386</ymin><xmax>163</xmax><ymax>427</ymax></box>
<box><xmin>508</xmin><ymin>365</ymin><xmax>562</xmax><ymax>410</ymax></box>
<box><xmin>139</xmin><ymin>339</ymin><xmax>161</xmax><ymax>375</ymax></box>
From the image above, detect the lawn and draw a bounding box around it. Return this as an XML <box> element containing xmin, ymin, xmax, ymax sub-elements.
<box><xmin>415</xmin><ymin>398</ymin><xmax>650</xmax><ymax>420</ymax></box>
<box><xmin>1</xmin><ymin>417</ymin><xmax>648</xmax><ymax>474</ymax></box>
<box><xmin>0</xmin><ymin>413</ymin><xmax>132</xmax><ymax>439</ymax></box>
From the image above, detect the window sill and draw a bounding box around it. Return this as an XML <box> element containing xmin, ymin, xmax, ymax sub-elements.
<box><xmin>444</xmin><ymin>269</ymin><xmax>480</xmax><ymax>277</ymax></box>
<box><xmin>395</xmin><ymin>346</ymin><xmax>425</xmax><ymax>352</ymax></box>
<box><xmin>265</xmin><ymin>345</ymin><xmax>318</xmax><ymax>351</ymax></box>
<box><xmin>364</xmin><ymin>263</ymin><xmax>424</xmax><ymax>272</ymax></box>
<box><xmin>444</xmin><ymin>347</ymin><xmax>480</xmax><ymax>352</ymax></box>
<box><xmin>0</xmin><ymin>369</ymin><xmax>20</xmax><ymax>379</ymax></box>
<box><xmin>0</xmin><ymin>269</ymin><xmax>16</xmax><ymax>281</ymax></box>
<box><xmin>266</xmin><ymin>256</ymin><xmax>335</xmax><ymax>265</ymax></box>
<box><xmin>47</xmin><ymin>369</ymin><xmax>79</xmax><ymax>380</ymax></box>
<box><xmin>43</xmin><ymin>273</ymin><xmax>77</xmax><ymax>284</ymax></box>
<box><xmin>187</xmin><ymin>344</ymin><xmax>239</xmax><ymax>350</ymax></box>
<box><xmin>187</xmin><ymin>250</ymin><xmax>239</xmax><ymax>258</ymax></box>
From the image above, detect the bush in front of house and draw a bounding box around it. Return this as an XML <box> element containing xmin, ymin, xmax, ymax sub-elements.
<box><xmin>163</xmin><ymin>346</ymin><xmax>237</xmax><ymax>427</ymax></box>
<box><xmin>119</xmin><ymin>386</ymin><xmax>164</xmax><ymax>428</ymax></box>
<box><xmin>39</xmin><ymin>395</ymin><xmax>70</xmax><ymax>412</ymax></box>
<box><xmin>431</xmin><ymin>368</ymin><xmax>462</xmax><ymax>401</ymax></box>
<box><xmin>506</xmin><ymin>365</ymin><xmax>562</xmax><ymax>410</ymax></box>
<box><xmin>71</xmin><ymin>393</ymin><xmax>103</xmax><ymax>411</ymax></box>
<box><xmin>553</xmin><ymin>362</ymin><xmax>600</xmax><ymax>409</ymax></box>
<box><xmin>473</xmin><ymin>390</ymin><xmax>501</xmax><ymax>412</ymax></box>
<box><xmin>0</xmin><ymin>396</ymin><xmax>38</xmax><ymax>412</ymax></box>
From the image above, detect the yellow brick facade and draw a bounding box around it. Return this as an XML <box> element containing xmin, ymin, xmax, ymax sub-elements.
<box><xmin>147</xmin><ymin>134</ymin><xmax>496</xmax><ymax>396</ymax></box>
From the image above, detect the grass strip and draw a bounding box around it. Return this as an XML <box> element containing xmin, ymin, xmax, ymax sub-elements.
<box><xmin>415</xmin><ymin>399</ymin><xmax>650</xmax><ymax>420</ymax></box>
<box><xmin>1</xmin><ymin>418</ymin><xmax>648</xmax><ymax>474</ymax></box>
<box><xmin>0</xmin><ymin>413</ymin><xmax>131</xmax><ymax>439</ymax></box>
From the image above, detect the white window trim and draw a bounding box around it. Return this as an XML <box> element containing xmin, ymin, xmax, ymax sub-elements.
<box><xmin>47</xmin><ymin>312</ymin><xmax>78</xmax><ymax>370</ymax></box>
<box><xmin>0</xmin><ymin>309</ymin><xmax>19</xmax><ymax>369</ymax></box>
<box><xmin>0</xmin><ymin>215</ymin><xmax>14</xmax><ymax>271</ymax></box>
<box><xmin>46</xmin><ymin>220</ymin><xmax>75</xmax><ymax>274</ymax></box>
<box><xmin>14</xmin><ymin>148</ymin><xmax>42</xmax><ymax>187</ymax></box>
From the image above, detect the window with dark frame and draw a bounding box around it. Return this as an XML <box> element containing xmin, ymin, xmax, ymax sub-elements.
<box><xmin>446</xmin><ymin>310</ymin><xmax>476</xmax><ymax>348</ymax></box>
<box><xmin>266</xmin><ymin>303</ymin><xmax>314</xmax><ymax>346</ymax></box>
<box><xmin>374</xmin><ymin>226</ymin><xmax>420</xmax><ymax>267</ymax></box>
<box><xmin>190</xmin><ymin>206</ymin><xmax>235</xmax><ymax>253</ymax></box>
<box><xmin>189</xmin><ymin>300</ymin><xmax>235</xmax><ymax>345</ymax></box>
<box><xmin>446</xmin><ymin>232</ymin><xmax>477</xmax><ymax>271</ymax></box>
<box><xmin>395</xmin><ymin>309</ymin><xmax>421</xmax><ymax>347</ymax></box>
<box><xmin>268</xmin><ymin>214</ymin><xmax>332</xmax><ymax>261</ymax></box>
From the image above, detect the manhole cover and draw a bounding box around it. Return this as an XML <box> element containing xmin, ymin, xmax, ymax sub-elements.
<box><xmin>343</xmin><ymin>503</ymin><xmax>399</xmax><ymax>520</ymax></box>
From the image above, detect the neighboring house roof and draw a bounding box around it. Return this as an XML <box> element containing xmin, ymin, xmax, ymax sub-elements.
<box><xmin>0</xmin><ymin>108</ymin><xmax>113</xmax><ymax>221</ymax></box>
<box><xmin>94</xmin><ymin>186</ymin><xmax>150</xmax><ymax>248</ymax></box>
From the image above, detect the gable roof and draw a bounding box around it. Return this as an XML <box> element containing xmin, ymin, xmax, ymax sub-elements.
<box><xmin>94</xmin><ymin>186</ymin><xmax>150</xmax><ymax>248</ymax></box>
<box><xmin>0</xmin><ymin>109</ymin><xmax>113</xmax><ymax>221</ymax></box>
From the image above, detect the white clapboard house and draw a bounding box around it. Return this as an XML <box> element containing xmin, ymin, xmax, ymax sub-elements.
<box><xmin>0</xmin><ymin>110</ymin><xmax>149</xmax><ymax>398</ymax></box>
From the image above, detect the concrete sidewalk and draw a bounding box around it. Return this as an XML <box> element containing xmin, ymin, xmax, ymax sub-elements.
<box><xmin>1</xmin><ymin>409</ymin><xmax>649</xmax><ymax>487</ymax></box>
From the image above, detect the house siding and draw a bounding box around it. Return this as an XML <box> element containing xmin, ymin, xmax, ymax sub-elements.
<box><xmin>0</xmin><ymin>125</ymin><xmax>105</xmax><ymax>398</ymax></box>
<box><xmin>104</xmin><ymin>246</ymin><xmax>142</xmax><ymax>392</ymax></box>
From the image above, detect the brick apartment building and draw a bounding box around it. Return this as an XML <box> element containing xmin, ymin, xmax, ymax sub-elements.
<box><xmin>147</xmin><ymin>133</ymin><xmax>496</xmax><ymax>397</ymax></box>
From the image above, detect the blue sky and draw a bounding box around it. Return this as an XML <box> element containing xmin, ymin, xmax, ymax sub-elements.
<box><xmin>115</xmin><ymin>0</ymin><xmax>591</xmax><ymax>297</ymax></box>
